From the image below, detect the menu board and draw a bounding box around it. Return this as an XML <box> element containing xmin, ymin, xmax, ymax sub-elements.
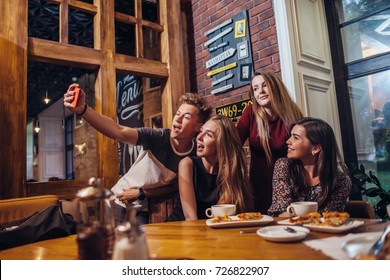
<box><xmin>116</xmin><ymin>73</ymin><xmax>144</xmax><ymax>176</ymax></box>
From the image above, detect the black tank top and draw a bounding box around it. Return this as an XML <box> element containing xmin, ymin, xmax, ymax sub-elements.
<box><xmin>167</xmin><ymin>157</ymin><xmax>218</xmax><ymax>221</ymax></box>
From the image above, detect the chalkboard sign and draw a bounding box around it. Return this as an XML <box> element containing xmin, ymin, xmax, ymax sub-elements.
<box><xmin>116</xmin><ymin>73</ymin><xmax>144</xmax><ymax>176</ymax></box>
<box><xmin>216</xmin><ymin>99</ymin><xmax>252</xmax><ymax>124</ymax></box>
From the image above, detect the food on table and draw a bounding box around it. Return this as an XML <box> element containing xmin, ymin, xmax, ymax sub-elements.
<box><xmin>210</xmin><ymin>212</ymin><xmax>262</xmax><ymax>223</ymax></box>
<box><xmin>288</xmin><ymin>211</ymin><xmax>350</xmax><ymax>227</ymax></box>
<box><xmin>289</xmin><ymin>212</ymin><xmax>321</xmax><ymax>225</ymax></box>
<box><xmin>237</xmin><ymin>212</ymin><xmax>262</xmax><ymax>221</ymax></box>
<box><xmin>322</xmin><ymin>211</ymin><xmax>350</xmax><ymax>226</ymax></box>
<box><xmin>210</xmin><ymin>215</ymin><xmax>232</xmax><ymax>223</ymax></box>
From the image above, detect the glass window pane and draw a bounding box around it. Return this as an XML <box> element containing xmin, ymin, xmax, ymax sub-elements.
<box><xmin>28</xmin><ymin>0</ymin><xmax>59</xmax><ymax>42</ymax></box>
<box><xmin>348</xmin><ymin>70</ymin><xmax>390</xmax><ymax>203</ymax></box>
<box><xmin>143</xmin><ymin>27</ymin><xmax>161</xmax><ymax>61</ymax></box>
<box><xmin>341</xmin><ymin>8</ymin><xmax>390</xmax><ymax>63</ymax></box>
<box><xmin>27</xmin><ymin>60</ymin><xmax>96</xmax><ymax>182</ymax></box>
<box><xmin>115</xmin><ymin>0</ymin><xmax>135</xmax><ymax>16</ymax></box>
<box><xmin>115</xmin><ymin>21</ymin><xmax>136</xmax><ymax>56</ymax></box>
<box><xmin>143</xmin><ymin>0</ymin><xmax>159</xmax><ymax>23</ymax></box>
<box><xmin>69</xmin><ymin>8</ymin><xmax>94</xmax><ymax>48</ymax></box>
<box><xmin>337</xmin><ymin>0</ymin><xmax>390</xmax><ymax>24</ymax></box>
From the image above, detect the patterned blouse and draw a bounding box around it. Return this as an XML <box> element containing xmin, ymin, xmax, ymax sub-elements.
<box><xmin>267</xmin><ymin>158</ymin><xmax>352</xmax><ymax>216</ymax></box>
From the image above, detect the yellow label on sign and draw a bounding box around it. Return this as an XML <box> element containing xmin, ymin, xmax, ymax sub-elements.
<box><xmin>207</xmin><ymin>62</ymin><xmax>237</xmax><ymax>77</ymax></box>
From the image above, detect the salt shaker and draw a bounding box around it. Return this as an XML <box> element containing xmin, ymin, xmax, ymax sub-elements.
<box><xmin>75</xmin><ymin>177</ymin><xmax>115</xmax><ymax>260</ymax></box>
<box><xmin>112</xmin><ymin>203</ymin><xmax>149</xmax><ymax>260</ymax></box>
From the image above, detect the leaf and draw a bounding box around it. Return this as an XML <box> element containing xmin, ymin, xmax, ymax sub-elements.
<box><xmin>370</xmin><ymin>174</ymin><xmax>381</xmax><ymax>188</ymax></box>
<box><xmin>364</xmin><ymin>188</ymin><xmax>379</xmax><ymax>197</ymax></box>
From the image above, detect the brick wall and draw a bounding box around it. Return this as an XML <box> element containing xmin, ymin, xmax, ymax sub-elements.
<box><xmin>189</xmin><ymin>0</ymin><xmax>280</xmax><ymax>111</ymax></box>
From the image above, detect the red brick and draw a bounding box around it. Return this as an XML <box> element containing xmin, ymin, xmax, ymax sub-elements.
<box><xmin>210</xmin><ymin>8</ymin><xmax>228</xmax><ymax>22</ymax></box>
<box><xmin>249</xmin><ymin>1</ymin><xmax>272</xmax><ymax>17</ymax></box>
<box><xmin>259</xmin><ymin>27</ymin><xmax>276</xmax><ymax>40</ymax></box>
<box><xmin>272</xmin><ymin>53</ymin><xmax>280</xmax><ymax>63</ymax></box>
<box><xmin>260</xmin><ymin>45</ymin><xmax>279</xmax><ymax>57</ymax></box>
<box><xmin>260</xmin><ymin>9</ymin><xmax>274</xmax><ymax>21</ymax></box>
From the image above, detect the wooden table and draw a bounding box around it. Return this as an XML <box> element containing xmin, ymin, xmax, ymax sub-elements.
<box><xmin>0</xmin><ymin>219</ymin><xmax>388</xmax><ymax>260</ymax></box>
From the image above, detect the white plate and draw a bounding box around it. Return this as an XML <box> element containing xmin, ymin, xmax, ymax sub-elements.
<box><xmin>303</xmin><ymin>220</ymin><xmax>364</xmax><ymax>233</ymax></box>
<box><xmin>206</xmin><ymin>215</ymin><xmax>274</xmax><ymax>228</ymax></box>
<box><xmin>256</xmin><ymin>226</ymin><xmax>309</xmax><ymax>242</ymax></box>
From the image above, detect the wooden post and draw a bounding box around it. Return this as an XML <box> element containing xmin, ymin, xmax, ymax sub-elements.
<box><xmin>0</xmin><ymin>0</ymin><xmax>28</xmax><ymax>198</ymax></box>
<box><xmin>160</xmin><ymin>0</ymin><xmax>186</xmax><ymax>129</ymax></box>
<box><xmin>94</xmin><ymin>0</ymin><xmax>119</xmax><ymax>189</ymax></box>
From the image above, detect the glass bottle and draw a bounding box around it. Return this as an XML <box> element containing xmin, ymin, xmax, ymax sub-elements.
<box><xmin>75</xmin><ymin>177</ymin><xmax>115</xmax><ymax>260</ymax></box>
<box><xmin>112</xmin><ymin>203</ymin><xmax>149</xmax><ymax>260</ymax></box>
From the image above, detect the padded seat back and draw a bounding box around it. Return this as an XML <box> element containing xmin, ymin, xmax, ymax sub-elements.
<box><xmin>0</xmin><ymin>195</ymin><xmax>59</xmax><ymax>224</ymax></box>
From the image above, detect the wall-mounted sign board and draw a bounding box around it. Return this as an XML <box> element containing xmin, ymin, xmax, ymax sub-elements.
<box><xmin>215</xmin><ymin>98</ymin><xmax>252</xmax><ymax>124</ymax></box>
<box><xmin>204</xmin><ymin>10</ymin><xmax>254</xmax><ymax>95</ymax></box>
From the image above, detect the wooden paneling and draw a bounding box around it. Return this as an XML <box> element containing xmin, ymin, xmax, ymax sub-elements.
<box><xmin>160</xmin><ymin>0</ymin><xmax>186</xmax><ymax>129</ymax></box>
<box><xmin>28</xmin><ymin>38</ymin><xmax>101</xmax><ymax>69</ymax></box>
<box><xmin>0</xmin><ymin>0</ymin><xmax>28</xmax><ymax>198</ymax></box>
<box><xmin>26</xmin><ymin>179</ymin><xmax>89</xmax><ymax>200</ymax></box>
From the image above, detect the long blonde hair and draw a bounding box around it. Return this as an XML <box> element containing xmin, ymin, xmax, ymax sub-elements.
<box><xmin>250</xmin><ymin>71</ymin><xmax>304</xmax><ymax>165</ymax></box>
<box><xmin>211</xmin><ymin>115</ymin><xmax>253</xmax><ymax>212</ymax></box>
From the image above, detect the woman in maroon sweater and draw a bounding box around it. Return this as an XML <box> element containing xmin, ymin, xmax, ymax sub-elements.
<box><xmin>237</xmin><ymin>71</ymin><xmax>303</xmax><ymax>212</ymax></box>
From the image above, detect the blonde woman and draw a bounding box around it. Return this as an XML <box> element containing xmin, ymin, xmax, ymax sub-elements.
<box><xmin>237</xmin><ymin>71</ymin><xmax>304</xmax><ymax>213</ymax></box>
<box><xmin>168</xmin><ymin>115</ymin><xmax>253</xmax><ymax>221</ymax></box>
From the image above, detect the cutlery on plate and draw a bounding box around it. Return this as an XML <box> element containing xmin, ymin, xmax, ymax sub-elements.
<box><xmin>368</xmin><ymin>224</ymin><xmax>390</xmax><ymax>255</ymax></box>
<box><xmin>283</xmin><ymin>227</ymin><xmax>297</xmax><ymax>233</ymax></box>
<box><xmin>239</xmin><ymin>228</ymin><xmax>259</xmax><ymax>234</ymax></box>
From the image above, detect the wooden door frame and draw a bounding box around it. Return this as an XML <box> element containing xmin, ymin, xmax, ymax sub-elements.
<box><xmin>0</xmin><ymin>0</ymin><xmax>186</xmax><ymax>198</ymax></box>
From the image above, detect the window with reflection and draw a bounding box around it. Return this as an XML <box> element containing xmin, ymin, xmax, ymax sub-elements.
<box><xmin>326</xmin><ymin>0</ymin><xmax>390</xmax><ymax>202</ymax></box>
<box><xmin>27</xmin><ymin>60</ymin><xmax>97</xmax><ymax>182</ymax></box>
<box><xmin>348</xmin><ymin>70</ymin><xmax>390</xmax><ymax>202</ymax></box>
<box><xmin>338</xmin><ymin>1</ymin><xmax>390</xmax><ymax>63</ymax></box>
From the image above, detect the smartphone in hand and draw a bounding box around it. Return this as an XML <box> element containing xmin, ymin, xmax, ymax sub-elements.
<box><xmin>71</xmin><ymin>87</ymin><xmax>80</xmax><ymax>107</ymax></box>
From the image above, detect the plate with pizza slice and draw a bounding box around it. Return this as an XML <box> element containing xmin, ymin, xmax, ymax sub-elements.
<box><xmin>303</xmin><ymin>219</ymin><xmax>364</xmax><ymax>233</ymax></box>
<box><xmin>206</xmin><ymin>212</ymin><xmax>274</xmax><ymax>228</ymax></box>
<box><xmin>277</xmin><ymin>211</ymin><xmax>364</xmax><ymax>233</ymax></box>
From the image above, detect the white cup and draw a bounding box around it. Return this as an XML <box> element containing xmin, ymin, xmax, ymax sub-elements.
<box><xmin>286</xmin><ymin>202</ymin><xmax>318</xmax><ymax>217</ymax></box>
<box><xmin>205</xmin><ymin>204</ymin><xmax>236</xmax><ymax>218</ymax></box>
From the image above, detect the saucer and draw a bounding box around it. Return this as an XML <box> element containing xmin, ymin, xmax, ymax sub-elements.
<box><xmin>257</xmin><ymin>225</ymin><xmax>309</xmax><ymax>242</ymax></box>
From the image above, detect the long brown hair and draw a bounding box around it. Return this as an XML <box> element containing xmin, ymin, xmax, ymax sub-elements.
<box><xmin>249</xmin><ymin>72</ymin><xmax>304</xmax><ymax>165</ymax></box>
<box><xmin>211</xmin><ymin>115</ymin><xmax>253</xmax><ymax>212</ymax></box>
<box><xmin>288</xmin><ymin>117</ymin><xmax>347</xmax><ymax>207</ymax></box>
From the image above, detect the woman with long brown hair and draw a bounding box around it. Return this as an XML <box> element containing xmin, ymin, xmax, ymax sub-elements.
<box><xmin>168</xmin><ymin>115</ymin><xmax>253</xmax><ymax>221</ymax></box>
<box><xmin>237</xmin><ymin>71</ymin><xmax>304</xmax><ymax>212</ymax></box>
<box><xmin>267</xmin><ymin>117</ymin><xmax>351</xmax><ymax>216</ymax></box>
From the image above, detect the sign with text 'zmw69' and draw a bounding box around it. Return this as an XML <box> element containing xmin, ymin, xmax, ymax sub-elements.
<box><xmin>216</xmin><ymin>99</ymin><xmax>252</xmax><ymax>124</ymax></box>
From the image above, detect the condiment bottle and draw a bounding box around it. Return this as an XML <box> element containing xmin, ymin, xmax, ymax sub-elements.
<box><xmin>75</xmin><ymin>177</ymin><xmax>115</xmax><ymax>260</ymax></box>
<box><xmin>112</xmin><ymin>203</ymin><xmax>149</xmax><ymax>260</ymax></box>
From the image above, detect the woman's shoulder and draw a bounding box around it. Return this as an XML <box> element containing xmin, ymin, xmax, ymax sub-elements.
<box><xmin>179</xmin><ymin>156</ymin><xmax>195</xmax><ymax>168</ymax></box>
<box><xmin>275</xmin><ymin>157</ymin><xmax>289</xmax><ymax>166</ymax></box>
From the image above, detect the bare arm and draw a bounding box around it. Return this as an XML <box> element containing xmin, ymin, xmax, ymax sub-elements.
<box><xmin>178</xmin><ymin>157</ymin><xmax>198</xmax><ymax>221</ymax></box>
<box><xmin>63</xmin><ymin>83</ymin><xmax>138</xmax><ymax>144</ymax></box>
